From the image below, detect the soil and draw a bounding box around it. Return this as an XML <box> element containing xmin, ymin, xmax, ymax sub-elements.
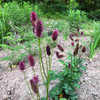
<box><xmin>0</xmin><ymin>34</ymin><xmax>100</xmax><ymax>100</ymax></box>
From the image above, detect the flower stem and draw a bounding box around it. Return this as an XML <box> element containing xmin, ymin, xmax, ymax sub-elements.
<box><xmin>38</xmin><ymin>38</ymin><xmax>47</xmax><ymax>79</ymax></box>
<box><xmin>46</xmin><ymin>56</ymin><xmax>51</xmax><ymax>100</ymax></box>
<box><xmin>23</xmin><ymin>72</ymin><xmax>36</xmax><ymax>100</ymax></box>
<box><xmin>51</xmin><ymin>41</ymin><xmax>54</xmax><ymax>63</ymax></box>
<box><xmin>38</xmin><ymin>38</ymin><xmax>45</xmax><ymax>82</ymax></box>
<box><xmin>42</xmin><ymin>41</ymin><xmax>48</xmax><ymax>72</ymax></box>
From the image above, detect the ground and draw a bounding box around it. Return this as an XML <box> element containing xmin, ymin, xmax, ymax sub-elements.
<box><xmin>0</xmin><ymin>34</ymin><xmax>100</xmax><ymax>100</ymax></box>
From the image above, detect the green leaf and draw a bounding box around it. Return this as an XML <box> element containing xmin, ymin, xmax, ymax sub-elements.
<box><xmin>60</xmin><ymin>98</ymin><xmax>67</xmax><ymax>100</ymax></box>
<box><xmin>41</xmin><ymin>97</ymin><xmax>46</xmax><ymax>100</ymax></box>
<box><xmin>1</xmin><ymin>56</ymin><xmax>11</xmax><ymax>61</ymax></box>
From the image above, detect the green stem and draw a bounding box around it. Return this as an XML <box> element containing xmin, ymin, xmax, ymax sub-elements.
<box><xmin>32</xmin><ymin>67</ymin><xmax>35</xmax><ymax>75</ymax></box>
<box><xmin>38</xmin><ymin>38</ymin><xmax>47</xmax><ymax>79</ymax></box>
<box><xmin>70</xmin><ymin>54</ymin><xmax>73</xmax><ymax>66</ymax></box>
<box><xmin>46</xmin><ymin>56</ymin><xmax>51</xmax><ymax>100</ymax></box>
<box><xmin>76</xmin><ymin>53</ymin><xmax>83</xmax><ymax>66</ymax></box>
<box><xmin>51</xmin><ymin>41</ymin><xmax>54</xmax><ymax>63</ymax></box>
<box><xmin>23</xmin><ymin>72</ymin><xmax>36</xmax><ymax>100</ymax></box>
<box><xmin>74</xmin><ymin>55</ymin><xmax>76</xmax><ymax>67</ymax></box>
<box><xmin>42</xmin><ymin>41</ymin><xmax>48</xmax><ymax>72</ymax></box>
<box><xmin>38</xmin><ymin>38</ymin><xmax>45</xmax><ymax>82</ymax></box>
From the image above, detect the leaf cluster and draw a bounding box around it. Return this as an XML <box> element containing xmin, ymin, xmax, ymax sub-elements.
<box><xmin>49</xmin><ymin>52</ymin><xmax>86</xmax><ymax>100</ymax></box>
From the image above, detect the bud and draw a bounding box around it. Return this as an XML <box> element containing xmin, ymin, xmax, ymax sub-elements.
<box><xmin>30</xmin><ymin>79</ymin><xmax>38</xmax><ymax>93</ymax></box>
<box><xmin>46</xmin><ymin>45</ymin><xmax>51</xmax><ymax>56</ymax></box>
<box><xmin>58</xmin><ymin>44</ymin><xmax>64</xmax><ymax>52</ymax></box>
<box><xmin>75</xmin><ymin>39</ymin><xmax>79</xmax><ymax>42</ymax></box>
<box><xmin>73</xmin><ymin>47</ymin><xmax>79</xmax><ymax>56</ymax></box>
<box><xmin>35</xmin><ymin>20</ymin><xmax>43</xmax><ymax>37</ymax></box>
<box><xmin>75</xmin><ymin>33</ymin><xmax>78</xmax><ymax>36</ymax></box>
<box><xmin>71</xmin><ymin>33</ymin><xmax>74</xmax><ymax>37</ymax></box>
<box><xmin>82</xmin><ymin>47</ymin><xmax>86</xmax><ymax>52</ymax></box>
<box><xmin>71</xmin><ymin>42</ymin><xmax>74</xmax><ymax>46</ymax></box>
<box><xmin>59</xmin><ymin>54</ymin><xmax>64</xmax><ymax>58</ymax></box>
<box><xmin>77</xmin><ymin>28</ymin><xmax>79</xmax><ymax>32</ymax></box>
<box><xmin>76</xmin><ymin>43</ymin><xmax>79</xmax><ymax>48</ymax></box>
<box><xmin>19</xmin><ymin>61</ymin><xmax>25</xmax><ymax>71</ymax></box>
<box><xmin>56</xmin><ymin>51</ymin><xmax>59</xmax><ymax>58</ymax></box>
<box><xmin>81</xmin><ymin>32</ymin><xmax>84</xmax><ymax>35</ymax></box>
<box><xmin>68</xmin><ymin>63</ymin><xmax>71</xmax><ymax>69</ymax></box>
<box><xmin>52</xmin><ymin>30</ymin><xmax>59</xmax><ymax>41</ymax></box>
<box><xmin>69</xmin><ymin>35</ymin><xmax>74</xmax><ymax>41</ymax></box>
<box><xmin>31</xmin><ymin>11</ymin><xmax>37</xmax><ymax>22</ymax></box>
<box><xmin>28</xmin><ymin>55</ymin><xmax>35</xmax><ymax>67</ymax></box>
<box><xmin>73</xmin><ymin>43</ymin><xmax>79</xmax><ymax>56</ymax></box>
<box><xmin>32</xmin><ymin>76</ymin><xmax>39</xmax><ymax>85</ymax></box>
<box><xmin>56</xmin><ymin>51</ymin><xmax>64</xmax><ymax>59</ymax></box>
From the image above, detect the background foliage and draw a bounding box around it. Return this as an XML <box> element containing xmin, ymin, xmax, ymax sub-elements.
<box><xmin>1</xmin><ymin>0</ymin><xmax>100</xmax><ymax>20</ymax></box>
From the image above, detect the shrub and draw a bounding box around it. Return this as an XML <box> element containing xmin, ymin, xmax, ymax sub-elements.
<box><xmin>0</xmin><ymin>1</ymin><xmax>43</xmax><ymax>45</ymax></box>
<box><xmin>67</xmin><ymin>9</ymin><xmax>87</xmax><ymax>32</ymax></box>
<box><xmin>0</xmin><ymin>5</ymin><xmax>11</xmax><ymax>44</ymax></box>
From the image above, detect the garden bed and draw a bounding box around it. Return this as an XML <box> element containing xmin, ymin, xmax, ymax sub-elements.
<box><xmin>0</xmin><ymin>34</ymin><xmax>100</xmax><ymax>100</ymax></box>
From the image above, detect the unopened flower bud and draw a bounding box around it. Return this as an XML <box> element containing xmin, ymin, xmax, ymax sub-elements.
<box><xmin>59</xmin><ymin>54</ymin><xmax>64</xmax><ymax>58</ymax></box>
<box><xmin>82</xmin><ymin>47</ymin><xmax>86</xmax><ymax>52</ymax></box>
<box><xmin>30</xmin><ymin>79</ymin><xmax>38</xmax><ymax>93</ymax></box>
<box><xmin>56</xmin><ymin>51</ymin><xmax>64</xmax><ymax>59</ymax></box>
<box><xmin>28</xmin><ymin>55</ymin><xmax>35</xmax><ymax>67</ymax></box>
<box><xmin>46</xmin><ymin>45</ymin><xmax>51</xmax><ymax>56</ymax></box>
<box><xmin>77</xmin><ymin>28</ymin><xmax>79</xmax><ymax>32</ymax></box>
<box><xmin>75</xmin><ymin>33</ymin><xmax>78</xmax><ymax>36</ymax></box>
<box><xmin>19</xmin><ymin>61</ymin><xmax>25</xmax><ymax>71</ymax></box>
<box><xmin>75</xmin><ymin>39</ymin><xmax>79</xmax><ymax>42</ymax></box>
<box><xmin>56</xmin><ymin>51</ymin><xmax>59</xmax><ymax>58</ymax></box>
<box><xmin>58</xmin><ymin>44</ymin><xmax>64</xmax><ymax>52</ymax></box>
<box><xmin>70</xmin><ymin>35</ymin><xmax>74</xmax><ymax>41</ymax></box>
<box><xmin>32</xmin><ymin>76</ymin><xmax>39</xmax><ymax>85</ymax></box>
<box><xmin>52</xmin><ymin>30</ymin><xmax>59</xmax><ymax>41</ymax></box>
<box><xmin>71</xmin><ymin>42</ymin><xmax>74</xmax><ymax>46</ymax></box>
<box><xmin>81</xmin><ymin>32</ymin><xmax>84</xmax><ymax>35</ymax></box>
<box><xmin>73</xmin><ymin>43</ymin><xmax>79</xmax><ymax>56</ymax></box>
<box><xmin>73</xmin><ymin>47</ymin><xmax>79</xmax><ymax>56</ymax></box>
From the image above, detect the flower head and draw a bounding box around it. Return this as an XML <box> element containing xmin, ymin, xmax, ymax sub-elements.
<box><xmin>69</xmin><ymin>35</ymin><xmax>74</xmax><ymax>41</ymax></box>
<box><xmin>56</xmin><ymin>51</ymin><xmax>59</xmax><ymax>58</ymax></box>
<box><xmin>46</xmin><ymin>45</ymin><xmax>51</xmax><ymax>56</ymax></box>
<box><xmin>56</xmin><ymin>51</ymin><xmax>64</xmax><ymax>59</ymax></box>
<box><xmin>32</xmin><ymin>76</ymin><xmax>39</xmax><ymax>85</ymax></box>
<box><xmin>75</xmin><ymin>39</ymin><xmax>79</xmax><ymax>42</ymax></box>
<box><xmin>81</xmin><ymin>32</ymin><xmax>84</xmax><ymax>35</ymax></box>
<box><xmin>28</xmin><ymin>55</ymin><xmax>35</xmax><ymax>67</ymax></box>
<box><xmin>71</xmin><ymin>42</ymin><xmax>74</xmax><ymax>46</ymax></box>
<box><xmin>52</xmin><ymin>30</ymin><xmax>59</xmax><ymax>41</ymax></box>
<box><xmin>82</xmin><ymin>47</ymin><xmax>86</xmax><ymax>52</ymax></box>
<box><xmin>30</xmin><ymin>79</ymin><xmax>38</xmax><ymax>93</ymax></box>
<box><xmin>77</xmin><ymin>28</ymin><xmax>80</xmax><ymax>32</ymax></box>
<box><xmin>35</xmin><ymin>20</ymin><xmax>43</xmax><ymax>37</ymax></box>
<box><xmin>73</xmin><ymin>43</ymin><xmax>79</xmax><ymax>56</ymax></box>
<box><xmin>75</xmin><ymin>33</ymin><xmax>78</xmax><ymax>36</ymax></box>
<box><xmin>58</xmin><ymin>44</ymin><xmax>64</xmax><ymax>52</ymax></box>
<box><xmin>19</xmin><ymin>61</ymin><xmax>25</xmax><ymax>71</ymax></box>
<box><xmin>31</xmin><ymin>11</ymin><xmax>37</xmax><ymax>22</ymax></box>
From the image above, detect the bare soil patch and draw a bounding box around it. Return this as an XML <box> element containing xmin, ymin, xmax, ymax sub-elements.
<box><xmin>0</xmin><ymin>34</ymin><xmax>100</xmax><ymax>100</ymax></box>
